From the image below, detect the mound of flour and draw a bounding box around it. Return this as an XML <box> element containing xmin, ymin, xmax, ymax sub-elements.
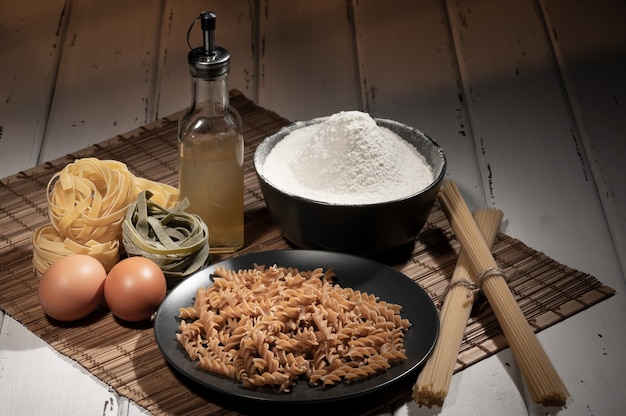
<box><xmin>263</xmin><ymin>111</ymin><xmax>434</xmax><ymax>205</ymax></box>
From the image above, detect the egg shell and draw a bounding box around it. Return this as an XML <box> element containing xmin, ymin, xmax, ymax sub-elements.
<box><xmin>104</xmin><ymin>256</ymin><xmax>167</xmax><ymax>322</ymax></box>
<box><xmin>38</xmin><ymin>254</ymin><xmax>107</xmax><ymax>321</ymax></box>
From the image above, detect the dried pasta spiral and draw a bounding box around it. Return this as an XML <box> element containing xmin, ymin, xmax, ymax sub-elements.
<box><xmin>176</xmin><ymin>265</ymin><xmax>411</xmax><ymax>393</ymax></box>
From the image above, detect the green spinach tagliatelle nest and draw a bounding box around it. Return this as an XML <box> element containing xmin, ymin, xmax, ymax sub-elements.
<box><xmin>122</xmin><ymin>190</ymin><xmax>210</xmax><ymax>285</ymax></box>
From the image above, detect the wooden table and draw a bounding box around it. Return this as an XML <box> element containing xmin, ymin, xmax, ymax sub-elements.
<box><xmin>1</xmin><ymin>1</ymin><xmax>625</xmax><ymax>415</ymax></box>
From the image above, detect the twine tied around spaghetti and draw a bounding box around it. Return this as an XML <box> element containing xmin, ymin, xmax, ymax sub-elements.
<box><xmin>442</xmin><ymin>266</ymin><xmax>509</xmax><ymax>301</ymax></box>
<box><xmin>442</xmin><ymin>278</ymin><xmax>479</xmax><ymax>301</ymax></box>
<box><xmin>476</xmin><ymin>266</ymin><xmax>509</xmax><ymax>288</ymax></box>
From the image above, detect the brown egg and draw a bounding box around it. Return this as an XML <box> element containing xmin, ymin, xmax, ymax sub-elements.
<box><xmin>104</xmin><ymin>256</ymin><xmax>166</xmax><ymax>322</ymax></box>
<box><xmin>38</xmin><ymin>254</ymin><xmax>107</xmax><ymax>321</ymax></box>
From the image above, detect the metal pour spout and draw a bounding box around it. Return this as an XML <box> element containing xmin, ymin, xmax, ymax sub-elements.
<box><xmin>200</xmin><ymin>11</ymin><xmax>216</xmax><ymax>56</ymax></box>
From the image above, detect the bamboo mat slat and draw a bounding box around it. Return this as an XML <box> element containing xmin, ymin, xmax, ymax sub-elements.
<box><xmin>0</xmin><ymin>91</ymin><xmax>615</xmax><ymax>415</ymax></box>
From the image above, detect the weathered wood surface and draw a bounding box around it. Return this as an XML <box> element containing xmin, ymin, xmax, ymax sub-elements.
<box><xmin>1</xmin><ymin>1</ymin><xmax>624</xmax><ymax>415</ymax></box>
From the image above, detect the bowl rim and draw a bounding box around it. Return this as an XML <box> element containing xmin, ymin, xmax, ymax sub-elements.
<box><xmin>254</xmin><ymin>116</ymin><xmax>447</xmax><ymax>207</ymax></box>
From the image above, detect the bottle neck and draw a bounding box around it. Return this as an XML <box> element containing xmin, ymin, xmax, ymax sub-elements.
<box><xmin>190</xmin><ymin>75</ymin><xmax>229</xmax><ymax>116</ymax></box>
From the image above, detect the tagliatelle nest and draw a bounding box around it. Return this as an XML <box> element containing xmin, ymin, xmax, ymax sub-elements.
<box><xmin>32</xmin><ymin>225</ymin><xmax>120</xmax><ymax>276</ymax></box>
<box><xmin>32</xmin><ymin>157</ymin><xmax>180</xmax><ymax>276</ymax></box>
<box><xmin>46</xmin><ymin>158</ymin><xmax>136</xmax><ymax>245</ymax></box>
<box><xmin>122</xmin><ymin>190</ymin><xmax>210</xmax><ymax>284</ymax></box>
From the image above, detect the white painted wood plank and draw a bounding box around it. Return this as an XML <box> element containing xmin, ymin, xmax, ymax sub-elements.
<box><xmin>0</xmin><ymin>0</ymin><xmax>66</xmax><ymax>179</ymax></box>
<box><xmin>540</xmin><ymin>0</ymin><xmax>626</xmax><ymax>276</ymax></box>
<box><xmin>38</xmin><ymin>0</ymin><xmax>163</xmax><ymax>164</ymax></box>
<box><xmin>395</xmin><ymin>351</ymin><xmax>529</xmax><ymax>416</ymax></box>
<box><xmin>352</xmin><ymin>1</ymin><xmax>522</xmax><ymax>413</ymax></box>
<box><xmin>352</xmin><ymin>0</ymin><xmax>485</xmax><ymax>207</ymax></box>
<box><xmin>355</xmin><ymin>1</ymin><xmax>539</xmax><ymax>413</ymax></box>
<box><xmin>446</xmin><ymin>0</ymin><xmax>620</xmax><ymax>278</ymax></box>
<box><xmin>154</xmin><ymin>0</ymin><xmax>258</xmax><ymax>120</ymax></box>
<box><xmin>0</xmin><ymin>315</ymin><xmax>121</xmax><ymax>416</ymax></box>
<box><xmin>528</xmin><ymin>299</ymin><xmax>626</xmax><ymax>416</ymax></box>
<box><xmin>258</xmin><ymin>0</ymin><xmax>361</xmax><ymax>121</ymax></box>
<box><xmin>127</xmin><ymin>401</ymin><xmax>151</xmax><ymax>416</ymax></box>
<box><xmin>439</xmin><ymin>0</ymin><xmax>626</xmax><ymax>414</ymax></box>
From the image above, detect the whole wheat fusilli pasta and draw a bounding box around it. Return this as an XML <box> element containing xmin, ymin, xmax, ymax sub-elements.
<box><xmin>176</xmin><ymin>264</ymin><xmax>411</xmax><ymax>392</ymax></box>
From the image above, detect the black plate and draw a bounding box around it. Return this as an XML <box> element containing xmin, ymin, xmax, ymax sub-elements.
<box><xmin>154</xmin><ymin>250</ymin><xmax>439</xmax><ymax>404</ymax></box>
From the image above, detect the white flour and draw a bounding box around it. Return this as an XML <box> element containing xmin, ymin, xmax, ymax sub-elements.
<box><xmin>263</xmin><ymin>111</ymin><xmax>434</xmax><ymax>205</ymax></box>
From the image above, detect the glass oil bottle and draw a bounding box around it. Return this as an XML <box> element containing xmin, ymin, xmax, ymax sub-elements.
<box><xmin>178</xmin><ymin>11</ymin><xmax>244</xmax><ymax>253</ymax></box>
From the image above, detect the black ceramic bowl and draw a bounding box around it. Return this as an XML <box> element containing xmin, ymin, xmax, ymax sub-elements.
<box><xmin>254</xmin><ymin>118</ymin><xmax>446</xmax><ymax>255</ymax></box>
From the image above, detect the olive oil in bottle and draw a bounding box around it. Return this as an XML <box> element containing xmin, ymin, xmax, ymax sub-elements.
<box><xmin>178</xmin><ymin>11</ymin><xmax>244</xmax><ymax>253</ymax></box>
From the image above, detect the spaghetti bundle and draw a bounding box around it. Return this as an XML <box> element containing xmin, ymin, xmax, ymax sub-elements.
<box><xmin>413</xmin><ymin>207</ymin><xmax>503</xmax><ymax>406</ymax></box>
<box><xmin>437</xmin><ymin>180</ymin><xmax>568</xmax><ymax>406</ymax></box>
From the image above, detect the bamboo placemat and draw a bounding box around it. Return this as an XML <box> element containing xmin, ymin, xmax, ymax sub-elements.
<box><xmin>0</xmin><ymin>91</ymin><xmax>615</xmax><ymax>415</ymax></box>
